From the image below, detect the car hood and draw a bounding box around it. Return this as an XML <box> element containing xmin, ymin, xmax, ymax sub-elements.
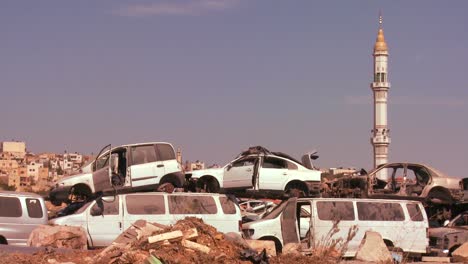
<box><xmin>429</xmin><ymin>227</ymin><xmax>466</xmax><ymax>237</ymax></box>
<box><xmin>58</xmin><ymin>172</ymin><xmax>92</xmax><ymax>184</ymax></box>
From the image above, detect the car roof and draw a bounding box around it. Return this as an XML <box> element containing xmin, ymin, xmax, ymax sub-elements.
<box><xmin>118</xmin><ymin>142</ymin><xmax>173</xmax><ymax>148</ymax></box>
<box><xmin>102</xmin><ymin>192</ymin><xmax>230</xmax><ymax>198</ymax></box>
<box><xmin>0</xmin><ymin>191</ymin><xmax>44</xmax><ymax>199</ymax></box>
<box><xmin>297</xmin><ymin>197</ymin><xmax>423</xmax><ymax>204</ymax></box>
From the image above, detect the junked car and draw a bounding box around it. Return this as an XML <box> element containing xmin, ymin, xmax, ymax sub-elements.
<box><xmin>323</xmin><ymin>162</ymin><xmax>466</xmax><ymax>204</ymax></box>
<box><xmin>0</xmin><ymin>191</ymin><xmax>48</xmax><ymax>246</ymax></box>
<box><xmin>242</xmin><ymin>197</ymin><xmax>429</xmax><ymax>256</ymax></box>
<box><xmin>49</xmin><ymin>192</ymin><xmax>242</xmax><ymax>248</ymax></box>
<box><xmin>49</xmin><ymin>142</ymin><xmax>184</xmax><ymax>206</ymax></box>
<box><xmin>186</xmin><ymin>146</ymin><xmax>322</xmax><ymax>198</ymax></box>
<box><xmin>429</xmin><ymin>211</ymin><xmax>468</xmax><ymax>256</ymax></box>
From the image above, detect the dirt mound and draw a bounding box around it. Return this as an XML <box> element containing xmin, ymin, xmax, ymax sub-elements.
<box><xmin>102</xmin><ymin>217</ymin><xmax>251</xmax><ymax>264</ymax></box>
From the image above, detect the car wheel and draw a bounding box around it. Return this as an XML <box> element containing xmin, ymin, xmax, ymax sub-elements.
<box><xmin>69</xmin><ymin>185</ymin><xmax>92</xmax><ymax>203</ymax></box>
<box><xmin>197</xmin><ymin>178</ymin><xmax>220</xmax><ymax>193</ymax></box>
<box><xmin>427</xmin><ymin>189</ymin><xmax>453</xmax><ymax>205</ymax></box>
<box><xmin>157</xmin><ymin>182</ymin><xmax>175</xmax><ymax>193</ymax></box>
<box><xmin>50</xmin><ymin>199</ymin><xmax>63</xmax><ymax>206</ymax></box>
<box><xmin>286</xmin><ymin>184</ymin><xmax>307</xmax><ymax>197</ymax></box>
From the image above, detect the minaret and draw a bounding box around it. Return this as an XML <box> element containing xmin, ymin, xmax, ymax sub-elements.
<box><xmin>371</xmin><ymin>14</ymin><xmax>391</xmax><ymax>179</ymax></box>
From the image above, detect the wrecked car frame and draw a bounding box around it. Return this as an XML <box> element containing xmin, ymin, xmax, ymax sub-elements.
<box><xmin>322</xmin><ymin>162</ymin><xmax>466</xmax><ymax>205</ymax></box>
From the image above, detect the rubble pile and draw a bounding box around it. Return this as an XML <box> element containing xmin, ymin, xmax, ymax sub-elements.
<box><xmin>95</xmin><ymin>217</ymin><xmax>254</xmax><ymax>264</ymax></box>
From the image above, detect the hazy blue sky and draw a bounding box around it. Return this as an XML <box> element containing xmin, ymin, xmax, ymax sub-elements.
<box><xmin>2</xmin><ymin>1</ymin><xmax>467</xmax><ymax>176</ymax></box>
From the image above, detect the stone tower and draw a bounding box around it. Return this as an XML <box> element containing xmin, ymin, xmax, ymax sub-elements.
<box><xmin>371</xmin><ymin>15</ymin><xmax>391</xmax><ymax>179</ymax></box>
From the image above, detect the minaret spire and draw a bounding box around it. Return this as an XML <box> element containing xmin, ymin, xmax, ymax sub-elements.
<box><xmin>371</xmin><ymin>13</ymin><xmax>391</xmax><ymax>180</ymax></box>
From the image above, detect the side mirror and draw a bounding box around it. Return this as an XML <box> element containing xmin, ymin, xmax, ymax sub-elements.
<box><xmin>226</xmin><ymin>164</ymin><xmax>233</xmax><ymax>171</ymax></box>
<box><xmin>444</xmin><ymin>220</ymin><xmax>450</xmax><ymax>227</ymax></box>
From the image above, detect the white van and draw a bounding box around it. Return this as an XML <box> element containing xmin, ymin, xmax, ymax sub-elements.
<box><xmin>50</xmin><ymin>192</ymin><xmax>242</xmax><ymax>248</ymax></box>
<box><xmin>242</xmin><ymin>197</ymin><xmax>429</xmax><ymax>256</ymax></box>
<box><xmin>0</xmin><ymin>191</ymin><xmax>48</xmax><ymax>246</ymax></box>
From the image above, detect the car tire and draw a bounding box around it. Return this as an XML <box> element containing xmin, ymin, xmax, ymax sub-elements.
<box><xmin>157</xmin><ymin>182</ymin><xmax>175</xmax><ymax>193</ymax></box>
<box><xmin>285</xmin><ymin>182</ymin><xmax>307</xmax><ymax>197</ymax></box>
<box><xmin>427</xmin><ymin>189</ymin><xmax>453</xmax><ymax>205</ymax></box>
<box><xmin>197</xmin><ymin>178</ymin><xmax>220</xmax><ymax>193</ymax></box>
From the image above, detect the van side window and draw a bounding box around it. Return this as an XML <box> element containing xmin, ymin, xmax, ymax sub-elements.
<box><xmin>406</xmin><ymin>204</ymin><xmax>424</xmax><ymax>221</ymax></box>
<box><xmin>357</xmin><ymin>202</ymin><xmax>404</xmax><ymax>221</ymax></box>
<box><xmin>0</xmin><ymin>197</ymin><xmax>22</xmax><ymax>217</ymax></box>
<box><xmin>91</xmin><ymin>197</ymin><xmax>120</xmax><ymax>216</ymax></box>
<box><xmin>126</xmin><ymin>195</ymin><xmax>165</xmax><ymax>215</ymax></box>
<box><xmin>317</xmin><ymin>201</ymin><xmax>354</xmax><ymax>221</ymax></box>
<box><xmin>156</xmin><ymin>144</ymin><xmax>176</xmax><ymax>161</ymax></box>
<box><xmin>131</xmin><ymin>145</ymin><xmax>157</xmax><ymax>165</ymax></box>
<box><xmin>219</xmin><ymin>197</ymin><xmax>236</xmax><ymax>214</ymax></box>
<box><xmin>26</xmin><ymin>198</ymin><xmax>43</xmax><ymax>218</ymax></box>
<box><xmin>169</xmin><ymin>196</ymin><xmax>217</xmax><ymax>214</ymax></box>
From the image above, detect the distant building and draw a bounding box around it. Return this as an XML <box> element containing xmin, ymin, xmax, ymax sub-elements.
<box><xmin>0</xmin><ymin>141</ymin><xmax>26</xmax><ymax>159</ymax></box>
<box><xmin>329</xmin><ymin>167</ymin><xmax>358</xmax><ymax>176</ymax></box>
<box><xmin>27</xmin><ymin>161</ymin><xmax>43</xmax><ymax>182</ymax></box>
<box><xmin>184</xmin><ymin>160</ymin><xmax>205</xmax><ymax>171</ymax></box>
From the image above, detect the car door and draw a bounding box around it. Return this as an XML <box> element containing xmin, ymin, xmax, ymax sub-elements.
<box><xmin>129</xmin><ymin>144</ymin><xmax>164</xmax><ymax>188</ymax></box>
<box><xmin>223</xmin><ymin>156</ymin><xmax>257</xmax><ymax>189</ymax></box>
<box><xmin>92</xmin><ymin>146</ymin><xmax>113</xmax><ymax>193</ymax></box>
<box><xmin>87</xmin><ymin>197</ymin><xmax>122</xmax><ymax>247</ymax></box>
<box><xmin>259</xmin><ymin>156</ymin><xmax>289</xmax><ymax>191</ymax></box>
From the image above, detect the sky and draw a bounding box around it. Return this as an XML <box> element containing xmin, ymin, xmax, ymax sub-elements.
<box><xmin>1</xmin><ymin>1</ymin><xmax>467</xmax><ymax>176</ymax></box>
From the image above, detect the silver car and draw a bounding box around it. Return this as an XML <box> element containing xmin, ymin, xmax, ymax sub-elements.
<box><xmin>0</xmin><ymin>191</ymin><xmax>48</xmax><ymax>246</ymax></box>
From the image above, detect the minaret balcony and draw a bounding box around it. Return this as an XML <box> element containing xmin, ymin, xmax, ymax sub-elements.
<box><xmin>371</xmin><ymin>82</ymin><xmax>391</xmax><ymax>89</ymax></box>
<box><xmin>371</xmin><ymin>137</ymin><xmax>391</xmax><ymax>144</ymax></box>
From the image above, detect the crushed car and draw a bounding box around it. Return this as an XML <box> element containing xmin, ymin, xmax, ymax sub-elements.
<box><xmin>322</xmin><ymin>162</ymin><xmax>466</xmax><ymax>205</ymax></box>
<box><xmin>49</xmin><ymin>142</ymin><xmax>184</xmax><ymax>206</ymax></box>
<box><xmin>429</xmin><ymin>211</ymin><xmax>468</xmax><ymax>256</ymax></box>
<box><xmin>186</xmin><ymin>146</ymin><xmax>322</xmax><ymax>198</ymax></box>
<box><xmin>239</xmin><ymin>199</ymin><xmax>277</xmax><ymax>223</ymax></box>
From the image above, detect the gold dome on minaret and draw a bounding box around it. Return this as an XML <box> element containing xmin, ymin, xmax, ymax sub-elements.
<box><xmin>374</xmin><ymin>15</ymin><xmax>388</xmax><ymax>52</ymax></box>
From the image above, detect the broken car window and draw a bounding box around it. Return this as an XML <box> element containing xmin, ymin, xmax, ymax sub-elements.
<box><xmin>156</xmin><ymin>144</ymin><xmax>176</xmax><ymax>161</ymax></box>
<box><xmin>219</xmin><ymin>197</ymin><xmax>237</xmax><ymax>214</ymax></box>
<box><xmin>263</xmin><ymin>157</ymin><xmax>287</xmax><ymax>169</ymax></box>
<box><xmin>232</xmin><ymin>157</ymin><xmax>256</xmax><ymax>168</ymax></box>
<box><xmin>26</xmin><ymin>198</ymin><xmax>43</xmax><ymax>218</ymax></box>
<box><xmin>0</xmin><ymin>197</ymin><xmax>22</xmax><ymax>217</ymax></box>
<box><xmin>131</xmin><ymin>145</ymin><xmax>157</xmax><ymax>165</ymax></box>
<box><xmin>406</xmin><ymin>203</ymin><xmax>424</xmax><ymax>221</ymax></box>
<box><xmin>91</xmin><ymin>197</ymin><xmax>119</xmax><ymax>216</ymax></box>
<box><xmin>357</xmin><ymin>202</ymin><xmax>404</xmax><ymax>221</ymax></box>
<box><xmin>95</xmin><ymin>153</ymin><xmax>110</xmax><ymax>171</ymax></box>
<box><xmin>317</xmin><ymin>201</ymin><xmax>355</xmax><ymax>221</ymax></box>
<box><xmin>169</xmin><ymin>196</ymin><xmax>217</xmax><ymax>214</ymax></box>
<box><xmin>126</xmin><ymin>195</ymin><xmax>164</xmax><ymax>215</ymax></box>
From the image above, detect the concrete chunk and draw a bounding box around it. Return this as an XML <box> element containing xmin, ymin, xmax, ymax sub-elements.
<box><xmin>182</xmin><ymin>239</ymin><xmax>211</xmax><ymax>254</ymax></box>
<box><xmin>246</xmin><ymin>239</ymin><xmax>277</xmax><ymax>257</ymax></box>
<box><xmin>148</xmin><ymin>230</ymin><xmax>183</xmax><ymax>244</ymax></box>
<box><xmin>355</xmin><ymin>231</ymin><xmax>392</xmax><ymax>262</ymax></box>
<box><xmin>452</xmin><ymin>242</ymin><xmax>468</xmax><ymax>263</ymax></box>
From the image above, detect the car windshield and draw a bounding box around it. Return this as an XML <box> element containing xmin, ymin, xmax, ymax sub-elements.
<box><xmin>74</xmin><ymin>201</ymin><xmax>93</xmax><ymax>214</ymax></box>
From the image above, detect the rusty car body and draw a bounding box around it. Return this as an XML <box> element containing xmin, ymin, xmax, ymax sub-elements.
<box><xmin>322</xmin><ymin>162</ymin><xmax>466</xmax><ymax>205</ymax></box>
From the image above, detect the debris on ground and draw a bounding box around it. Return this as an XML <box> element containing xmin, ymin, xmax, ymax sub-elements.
<box><xmin>27</xmin><ymin>225</ymin><xmax>88</xmax><ymax>250</ymax></box>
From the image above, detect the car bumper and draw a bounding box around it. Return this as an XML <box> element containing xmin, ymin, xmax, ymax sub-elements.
<box><xmin>49</xmin><ymin>185</ymin><xmax>72</xmax><ymax>204</ymax></box>
<box><xmin>305</xmin><ymin>181</ymin><xmax>321</xmax><ymax>197</ymax></box>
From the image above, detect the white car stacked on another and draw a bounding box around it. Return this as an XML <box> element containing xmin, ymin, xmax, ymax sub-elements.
<box><xmin>49</xmin><ymin>142</ymin><xmax>184</xmax><ymax>205</ymax></box>
<box><xmin>186</xmin><ymin>146</ymin><xmax>322</xmax><ymax>197</ymax></box>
